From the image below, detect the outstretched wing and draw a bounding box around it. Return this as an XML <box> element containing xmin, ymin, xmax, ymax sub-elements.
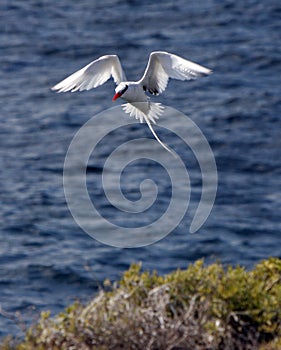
<box><xmin>139</xmin><ymin>51</ymin><xmax>212</xmax><ymax>95</ymax></box>
<box><xmin>52</xmin><ymin>55</ymin><xmax>127</xmax><ymax>92</ymax></box>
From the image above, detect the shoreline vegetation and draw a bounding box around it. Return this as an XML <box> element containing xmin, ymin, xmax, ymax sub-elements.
<box><xmin>1</xmin><ymin>258</ymin><xmax>280</xmax><ymax>350</ymax></box>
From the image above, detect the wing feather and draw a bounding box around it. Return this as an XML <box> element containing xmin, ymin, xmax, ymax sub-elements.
<box><xmin>139</xmin><ymin>51</ymin><xmax>212</xmax><ymax>95</ymax></box>
<box><xmin>52</xmin><ymin>55</ymin><xmax>126</xmax><ymax>92</ymax></box>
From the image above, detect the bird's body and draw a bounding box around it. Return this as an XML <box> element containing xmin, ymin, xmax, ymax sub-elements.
<box><xmin>116</xmin><ymin>82</ymin><xmax>148</xmax><ymax>103</ymax></box>
<box><xmin>52</xmin><ymin>51</ymin><xmax>212</xmax><ymax>154</ymax></box>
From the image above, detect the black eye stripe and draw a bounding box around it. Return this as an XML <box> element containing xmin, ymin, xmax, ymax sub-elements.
<box><xmin>121</xmin><ymin>85</ymin><xmax>128</xmax><ymax>94</ymax></box>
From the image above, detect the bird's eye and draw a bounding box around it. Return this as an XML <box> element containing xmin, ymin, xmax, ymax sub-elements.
<box><xmin>121</xmin><ymin>85</ymin><xmax>128</xmax><ymax>94</ymax></box>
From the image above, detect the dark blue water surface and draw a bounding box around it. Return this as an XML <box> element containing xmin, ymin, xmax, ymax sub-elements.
<box><xmin>1</xmin><ymin>0</ymin><xmax>281</xmax><ymax>338</ymax></box>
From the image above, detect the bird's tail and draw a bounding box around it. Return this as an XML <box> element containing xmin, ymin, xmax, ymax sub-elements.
<box><xmin>142</xmin><ymin>113</ymin><xmax>177</xmax><ymax>157</ymax></box>
<box><xmin>122</xmin><ymin>102</ymin><xmax>177</xmax><ymax>157</ymax></box>
<box><xmin>122</xmin><ymin>101</ymin><xmax>164</xmax><ymax>123</ymax></box>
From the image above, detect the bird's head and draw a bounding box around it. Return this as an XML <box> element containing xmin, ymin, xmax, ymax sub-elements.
<box><xmin>112</xmin><ymin>83</ymin><xmax>128</xmax><ymax>101</ymax></box>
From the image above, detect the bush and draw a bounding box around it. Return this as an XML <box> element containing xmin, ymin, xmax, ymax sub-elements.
<box><xmin>1</xmin><ymin>258</ymin><xmax>280</xmax><ymax>350</ymax></box>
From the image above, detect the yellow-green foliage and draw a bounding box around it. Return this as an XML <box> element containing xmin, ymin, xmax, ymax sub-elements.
<box><xmin>1</xmin><ymin>258</ymin><xmax>280</xmax><ymax>350</ymax></box>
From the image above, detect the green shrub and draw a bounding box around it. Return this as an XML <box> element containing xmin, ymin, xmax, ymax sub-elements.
<box><xmin>1</xmin><ymin>258</ymin><xmax>280</xmax><ymax>350</ymax></box>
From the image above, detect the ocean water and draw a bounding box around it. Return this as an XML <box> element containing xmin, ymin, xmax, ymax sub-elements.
<box><xmin>0</xmin><ymin>0</ymin><xmax>281</xmax><ymax>338</ymax></box>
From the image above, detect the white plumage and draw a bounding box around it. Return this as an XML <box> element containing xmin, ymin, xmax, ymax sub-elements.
<box><xmin>52</xmin><ymin>51</ymin><xmax>212</xmax><ymax>154</ymax></box>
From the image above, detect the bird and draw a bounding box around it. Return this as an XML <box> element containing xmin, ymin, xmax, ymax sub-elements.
<box><xmin>52</xmin><ymin>51</ymin><xmax>212</xmax><ymax>154</ymax></box>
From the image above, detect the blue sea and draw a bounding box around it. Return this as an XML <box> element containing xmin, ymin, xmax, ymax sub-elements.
<box><xmin>0</xmin><ymin>0</ymin><xmax>281</xmax><ymax>338</ymax></box>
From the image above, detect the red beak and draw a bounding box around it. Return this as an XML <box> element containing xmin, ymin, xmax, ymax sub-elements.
<box><xmin>112</xmin><ymin>92</ymin><xmax>122</xmax><ymax>101</ymax></box>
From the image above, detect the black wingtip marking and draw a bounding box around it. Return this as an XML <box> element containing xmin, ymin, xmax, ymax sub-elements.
<box><xmin>143</xmin><ymin>86</ymin><xmax>159</xmax><ymax>95</ymax></box>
